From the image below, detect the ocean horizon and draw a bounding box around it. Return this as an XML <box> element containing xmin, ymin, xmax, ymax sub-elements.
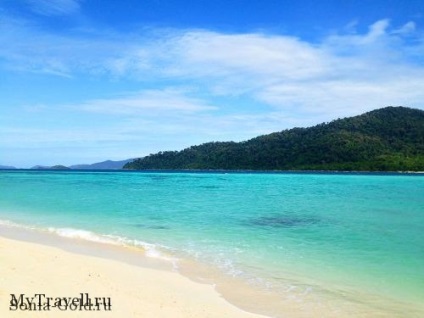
<box><xmin>1</xmin><ymin>170</ymin><xmax>423</xmax><ymax>317</ymax></box>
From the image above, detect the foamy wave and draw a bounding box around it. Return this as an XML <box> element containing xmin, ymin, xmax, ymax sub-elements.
<box><xmin>47</xmin><ymin>227</ymin><xmax>120</xmax><ymax>245</ymax></box>
<box><xmin>47</xmin><ymin>227</ymin><xmax>178</xmax><ymax>265</ymax></box>
<box><xmin>104</xmin><ymin>234</ymin><xmax>179</xmax><ymax>265</ymax></box>
<box><xmin>0</xmin><ymin>218</ymin><xmax>37</xmax><ymax>230</ymax></box>
<box><xmin>0</xmin><ymin>218</ymin><xmax>177</xmax><ymax>264</ymax></box>
<box><xmin>0</xmin><ymin>219</ymin><xmax>16</xmax><ymax>227</ymax></box>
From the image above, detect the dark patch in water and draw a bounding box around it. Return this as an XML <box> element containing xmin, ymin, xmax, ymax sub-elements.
<box><xmin>199</xmin><ymin>185</ymin><xmax>220</xmax><ymax>189</ymax></box>
<box><xmin>132</xmin><ymin>223</ymin><xmax>169</xmax><ymax>230</ymax></box>
<box><xmin>149</xmin><ymin>225</ymin><xmax>169</xmax><ymax>230</ymax></box>
<box><xmin>149</xmin><ymin>175</ymin><xmax>169</xmax><ymax>181</ymax></box>
<box><xmin>249</xmin><ymin>215</ymin><xmax>319</xmax><ymax>228</ymax></box>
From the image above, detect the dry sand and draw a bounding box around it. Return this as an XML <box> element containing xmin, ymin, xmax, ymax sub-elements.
<box><xmin>0</xmin><ymin>236</ymin><xmax>266</xmax><ymax>318</ymax></box>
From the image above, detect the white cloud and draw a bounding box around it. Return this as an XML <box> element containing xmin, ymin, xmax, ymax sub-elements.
<box><xmin>168</xmin><ymin>32</ymin><xmax>327</xmax><ymax>79</ymax></box>
<box><xmin>146</xmin><ymin>20</ymin><xmax>423</xmax><ymax>120</ymax></box>
<box><xmin>393</xmin><ymin>21</ymin><xmax>416</xmax><ymax>35</ymax></box>
<box><xmin>76</xmin><ymin>89</ymin><xmax>217</xmax><ymax>115</ymax></box>
<box><xmin>366</xmin><ymin>19</ymin><xmax>390</xmax><ymax>42</ymax></box>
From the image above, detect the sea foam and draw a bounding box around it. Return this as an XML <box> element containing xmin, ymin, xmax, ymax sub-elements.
<box><xmin>47</xmin><ymin>227</ymin><xmax>119</xmax><ymax>245</ymax></box>
<box><xmin>0</xmin><ymin>218</ymin><xmax>176</xmax><ymax>264</ymax></box>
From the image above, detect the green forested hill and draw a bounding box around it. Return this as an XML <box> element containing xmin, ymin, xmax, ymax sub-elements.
<box><xmin>124</xmin><ymin>106</ymin><xmax>424</xmax><ymax>171</ymax></box>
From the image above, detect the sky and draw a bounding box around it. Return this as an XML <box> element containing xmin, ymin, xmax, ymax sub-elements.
<box><xmin>1</xmin><ymin>0</ymin><xmax>424</xmax><ymax>168</ymax></box>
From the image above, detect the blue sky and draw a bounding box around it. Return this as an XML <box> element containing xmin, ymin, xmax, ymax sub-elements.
<box><xmin>1</xmin><ymin>0</ymin><xmax>424</xmax><ymax>168</ymax></box>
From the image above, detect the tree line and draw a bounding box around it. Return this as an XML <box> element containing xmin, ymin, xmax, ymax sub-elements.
<box><xmin>124</xmin><ymin>106</ymin><xmax>424</xmax><ymax>171</ymax></box>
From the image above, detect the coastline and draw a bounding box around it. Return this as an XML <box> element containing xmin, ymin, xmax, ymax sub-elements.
<box><xmin>0</xmin><ymin>227</ymin><xmax>266</xmax><ymax>318</ymax></box>
<box><xmin>1</xmin><ymin>222</ymin><xmax>423</xmax><ymax>318</ymax></box>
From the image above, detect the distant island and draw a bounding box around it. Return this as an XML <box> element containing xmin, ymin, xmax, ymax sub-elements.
<box><xmin>124</xmin><ymin>106</ymin><xmax>424</xmax><ymax>171</ymax></box>
<box><xmin>31</xmin><ymin>165</ymin><xmax>70</xmax><ymax>170</ymax></box>
<box><xmin>28</xmin><ymin>159</ymin><xmax>133</xmax><ymax>170</ymax></box>
<box><xmin>0</xmin><ymin>165</ymin><xmax>16</xmax><ymax>170</ymax></box>
<box><xmin>69</xmin><ymin>159</ymin><xmax>134</xmax><ymax>170</ymax></box>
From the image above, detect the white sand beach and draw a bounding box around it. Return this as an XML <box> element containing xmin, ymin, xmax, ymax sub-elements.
<box><xmin>0</xmin><ymin>236</ymin><xmax>266</xmax><ymax>318</ymax></box>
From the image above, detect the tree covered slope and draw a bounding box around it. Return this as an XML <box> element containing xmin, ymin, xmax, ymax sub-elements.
<box><xmin>124</xmin><ymin>106</ymin><xmax>424</xmax><ymax>171</ymax></box>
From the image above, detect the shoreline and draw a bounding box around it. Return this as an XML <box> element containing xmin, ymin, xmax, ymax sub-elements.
<box><xmin>1</xmin><ymin>223</ymin><xmax>305</xmax><ymax>318</ymax></box>
<box><xmin>0</xmin><ymin>226</ymin><xmax>267</xmax><ymax>318</ymax></box>
<box><xmin>1</xmin><ymin>222</ymin><xmax>422</xmax><ymax>318</ymax></box>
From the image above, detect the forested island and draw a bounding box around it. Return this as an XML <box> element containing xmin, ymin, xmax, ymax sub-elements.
<box><xmin>124</xmin><ymin>106</ymin><xmax>424</xmax><ymax>171</ymax></box>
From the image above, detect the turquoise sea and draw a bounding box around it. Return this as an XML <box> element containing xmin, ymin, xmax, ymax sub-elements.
<box><xmin>0</xmin><ymin>170</ymin><xmax>423</xmax><ymax>317</ymax></box>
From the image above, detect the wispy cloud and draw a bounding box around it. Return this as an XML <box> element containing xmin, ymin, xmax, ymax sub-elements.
<box><xmin>125</xmin><ymin>22</ymin><xmax>423</xmax><ymax>116</ymax></box>
<box><xmin>393</xmin><ymin>21</ymin><xmax>416</xmax><ymax>35</ymax></box>
<box><xmin>76</xmin><ymin>89</ymin><xmax>218</xmax><ymax>115</ymax></box>
<box><xmin>25</xmin><ymin>0</ymin><xmax>81</xmax><ymax>16</ymax></box>
<box><xmin>0</xmin><ymin>16</ymin><xmax>136</xmax><ymax>77</ymax></box>
<box><xmin>2</xmin><ymin>17</ymin><xmax>422</xmax><ymax>86</ymax></box>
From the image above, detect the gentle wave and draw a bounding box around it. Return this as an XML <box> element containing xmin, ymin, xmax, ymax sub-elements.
<box><xmin>103</xmin><ymin>233</ymin><xmax>178</xmax><ymax>263</ymax></box>
<box><xmin>0</xmin><ymin>218</ymin><xmax>38</xmax><ymax>230</ymax></box>
<box><xmin>0</xmin><ymin>218</ymin><xmax>177</xmax><ymax>264</ymax></box>
<box><xmin>48</xmin><ymin>227</ymin><xmax>120</xmax><ymax>245</ymax></box>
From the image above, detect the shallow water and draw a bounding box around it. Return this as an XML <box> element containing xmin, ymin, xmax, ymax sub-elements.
<box><xmin>1</xmin><ymin>170</ymin><xmax>423</xmax><ymax>317</ymax></box>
